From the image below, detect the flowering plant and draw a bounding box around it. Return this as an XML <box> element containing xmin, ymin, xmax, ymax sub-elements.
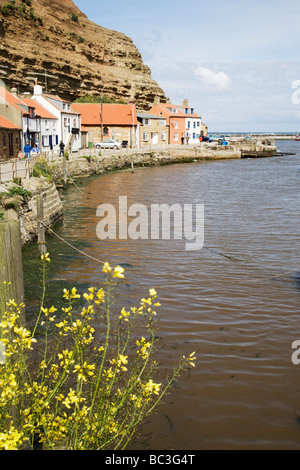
<box><xmin>0</xmin><ymin>254</ymin><xmax>196</xmax><ymax>450</ymax></box>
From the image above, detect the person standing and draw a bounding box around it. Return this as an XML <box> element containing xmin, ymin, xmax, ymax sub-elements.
<box><xmin>24</xmin><ymin>141</ymin><xmax>31</xmax><ymax>161</ymax></box>
<box><xmin>59</xmin><ymin>141</ymin><xmax>65</xmax><ymax>157</ymax></box>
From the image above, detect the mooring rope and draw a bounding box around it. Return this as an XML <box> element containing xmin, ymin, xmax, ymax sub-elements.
<box><xmin>65</xmin><ymin>169</ymin><xmax>84</xmax><ymax>192</ymax></box>
<box><xmin>41</xmin><ymin>221</ymin><xmax>105</xmax><ymax>265</ymax></box>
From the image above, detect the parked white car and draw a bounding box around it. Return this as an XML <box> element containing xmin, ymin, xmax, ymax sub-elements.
<box><xmin>94</xmin><ymin>139</ymin><xmax>121</xmax><ymax>149</ymax></box>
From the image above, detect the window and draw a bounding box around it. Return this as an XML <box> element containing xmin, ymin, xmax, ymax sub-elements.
<box><xmin>193</xmin><ymin>133</ymin><xmax>195</xmax><ymax>139</ymax></box>
<box><xmin>142</xmin><ymin>132</ymin><xmax>149</xmax><ymax>141</ymax></box>
<box><xmin>174</xmin><ymin>121</ymin><xmax>178</xmax><ymax>129</ymax></box>
<box><xmin>43</xmin><ymin>135</ymin><xmax>49</xmax><ymax>146</ymax></box>
<box><xmin>143</xmin><ymin>118</ymin><xmax>151</xmax><ymax>125</ymax></box>
<box><xmin>193</xmin><ymin>122</ymin><xmax>196</xmax><ymax>128</ymax></box>
<box><xmin>174</xmin><ymin>133</ymin><xmax>178</xmax><ymax>141</ymax></box>
<box><xmin>64</xmin><ymin>118</ymin><xmax>68</xmax><ymax>127</ymax></box>
<box><xmin>161</xmin><ymin>132</ymin><xmax>166</xmax><ymax>141</ymax></box>
<box><xmin>197</xmin><ymin>121</ymin><xmax>200</xmax><ymax>127</ymax></box>
<box><xmin>187</xmin><ymin>121</ymin><xmax>190</xmax><ymax>129</ymax></box>
<box><xmin>45</xmin><ymin>120</ymin><xmax>49</xmax><ymax>130</ymax></box>
<box><xmin>73</xmin><ymin>118</ymin><xmax>77</xmax><ymax>127</ymax></box>
<box><xmin>159</xmin><ymin>119</ymin><xmax>166</xmax><ymax>126</ymax></box>
<box><xmin>191</xmin><ymin>109</ymin><xmax>194</xmax><ymax>115</ymax></box>
<box><xmin>103</xmin><ymin>126</ymin><xmax>109</xmax><ymax>136</ymax></box>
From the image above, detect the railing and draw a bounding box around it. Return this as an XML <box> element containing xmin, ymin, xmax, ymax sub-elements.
<box><xmin>0</xmin><ymin>155</ymin><xmax>40</xmax><ymax>184</ymax></box>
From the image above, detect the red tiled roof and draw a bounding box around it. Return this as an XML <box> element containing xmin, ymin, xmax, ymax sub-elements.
<box><xmin>0</xmin><ymin>115</ymin><xmax>21</xmax><ymax>130</ymax></box>
<box><xmin>21</xmin><ymin>98</ymin><xmax>57</xmax><ymax>120</ymax></box>
<box><xmin>0</xmin><ymin>86</ymin><xmax>33</xmax><ymax>116</ymax></box>
<box><xmin>150</xmin><ymin>103</ymin><xmax>200</xmax><ymax>119</ymax></box>
<box><xmin>72</xmin><ymin>103</ymin><xmax>137</xmax><ymax>126</ymax></box>
<box><xmin>0</xmin><ymin>85</ymin><xmax>20</xmax><ymax>109</ymax></box>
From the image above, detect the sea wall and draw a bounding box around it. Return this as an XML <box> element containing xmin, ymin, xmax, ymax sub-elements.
<box><xmin>1</xmin><ymin>176</ymin><xmax>63</xmax><ymax>245</ymax></box>
<box><xmin>49</xmin><ymin>140</ymin><xmax>277</xmax><ymax>183</ymax></box>
<box><xmin>52</xmin><ymin>145</ymin><xmax>244</xmax><ymax>183</ymax></box>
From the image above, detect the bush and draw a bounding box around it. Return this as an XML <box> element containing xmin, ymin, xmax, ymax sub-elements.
<box><xmin>0</xmin><ymin>257</ymin><xmax>196</xmax><ymax>450</ymax></box>
<box><xmin>32</xmin><ymin>157</ymin><xmax>53</xmax><ymax>181</ymax></box>
<box><xmin>0</xmin><ymin>2</ymin><xmax>16</xmax><ymax>15</ymax></box>
<box><xmin>70</xmin><ymin>12</ymin><xmax>78</xmax><ymax>22</ymax></box>
<box><xmin>7</xmin><ymin>186</ymin><xmax>32</xmax><ymax>201</ymax></box>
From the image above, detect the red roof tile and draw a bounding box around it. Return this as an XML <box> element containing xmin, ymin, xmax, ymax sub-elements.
<box><xmin>72</xmin><ymin>103</ymin><xmax>137</xmax><ymax>126</ymax></box>
<box><xmin>150</xmin><ymin>103</ymin><xmax>200</xmax><ymax>119</ymax></box>
<box><xmin>21</xmin><ymin>98</ymin><xmax>57</xmax><ymax>120</ymax></box>
<box><xmin>0</xmin><ymin>115</ymin><xmax>21</xmax><ymax>130</ymax></box>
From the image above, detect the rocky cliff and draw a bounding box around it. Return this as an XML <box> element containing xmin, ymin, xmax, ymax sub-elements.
<box><xmin>0</xmin><ymin>0</ymin><xmax>166</xmax><ymax>110</ymax></box>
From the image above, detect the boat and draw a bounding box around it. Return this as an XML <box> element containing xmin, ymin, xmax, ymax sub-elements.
<box><xmin>295</xmin><ymin>135</ymin><xmax>300</xmax><ymax>141</ymax></box>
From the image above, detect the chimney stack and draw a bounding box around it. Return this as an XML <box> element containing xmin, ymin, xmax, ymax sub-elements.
<box><xmin>183</xmin><ymin>98</ymin><xmax>189</xmax><ymax>107</ymax></box>
<box><xmin>33</xmin><ymin>79</ymin><xmax>43</xmax><ymax>96</ymax></box>
<box><xmin>154</xmin><ymin>94</ymin><xmax>160</xmax><ymax>105</ymax></box>
<box><xmin>11</xmin><ymin>84</ymin><xmax>18</xmax><ymax>96</ymax></box>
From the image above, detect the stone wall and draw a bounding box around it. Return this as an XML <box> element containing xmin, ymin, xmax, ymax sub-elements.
<box><xmin>1</xmin><ymin>176</ymin><xmax>63</xmax><ymax>245</ymax></box>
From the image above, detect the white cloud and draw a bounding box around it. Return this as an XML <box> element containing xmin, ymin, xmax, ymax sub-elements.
<box><xmin>194</xmin><ymin>66</ymin><xmax>232</xmax><ymax>92</ymax></box>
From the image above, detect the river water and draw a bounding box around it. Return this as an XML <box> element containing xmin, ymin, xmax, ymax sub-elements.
<box><xmin>23</xmin><ymin>140</ymin><xmax>300</xmax><ymax>449</ymax></box>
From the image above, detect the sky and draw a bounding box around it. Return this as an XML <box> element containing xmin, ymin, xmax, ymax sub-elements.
<box><xmin>75</xmin><ymin>0</ymin><xmax>300</xmax><ymax>132</ymax></box>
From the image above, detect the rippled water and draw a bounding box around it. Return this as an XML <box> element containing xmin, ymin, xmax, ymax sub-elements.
<box><xmin>23</xmin><ymin>141</ymin><xmax>300</xmax><ymax>449</ymax></box>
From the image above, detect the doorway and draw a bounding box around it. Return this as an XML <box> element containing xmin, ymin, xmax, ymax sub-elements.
<box><xmin>151</xmin><ymin>132</ymin><xmax>158</xmax><ymax>145</ymax></box>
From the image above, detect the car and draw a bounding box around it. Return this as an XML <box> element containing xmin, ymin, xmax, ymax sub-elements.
<box><xmin>208</xmin><ymin>134</ymin><xmax>220</xmax><ymax>141</ymax></box>
<box><xmin>94</xmin><ymin>139</ymin><xmax>121</xmax><ymax>149</ymax></box>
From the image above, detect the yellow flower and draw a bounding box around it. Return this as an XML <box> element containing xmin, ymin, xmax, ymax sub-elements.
<box><xmin>41</xmin><ymin>252</ymin><xmax>50</xmax><ymax>263</ymax></box>
<box><xmin>113</xmin><ymin>266</ymin><xmax>125</xmax><ymax>279</ymax></box>
<box><xmin>95</xmin><ymin>288</ymin><xmax>105</xmax><ymax>304</ymax></box>
<box><xmin>119</xmin><ymin>307</ymin><xmax>130</xmax><ymax>321</ymax></box>
<box><xmin>102</xmin><ymin>262</ymin><xmax>112</xmax><ymax>274</ymax></box>
<box><xmin>0</xmin><ymin>424</ymin><xmax>25</xmax><ymax>450</ymax></box>
<box><xmin>141</xmin><ymin>379</ymin><xmax>161</xmax><ymax>398</ymax></box>
<box><xmin>83</xmin><ymin>292</ymin><xmax>94</xmax><ymax>301</ymax></box>
<box><xmin>73</xmin><ymin>362</ymin><xmax>96</xmax><ymax>382</ymax></box>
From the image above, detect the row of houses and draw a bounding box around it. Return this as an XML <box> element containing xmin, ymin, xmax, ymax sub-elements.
<box><xmin>0</xmin><ymin>80</ymin><xmax>208</xmax><ymax>161</ymax></box>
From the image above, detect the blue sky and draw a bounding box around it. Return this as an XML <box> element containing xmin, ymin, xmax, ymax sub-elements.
<box><xmin>75</xmin><ymin>0</ymin><xmax>300</xmax><ymax>132</ymax></box>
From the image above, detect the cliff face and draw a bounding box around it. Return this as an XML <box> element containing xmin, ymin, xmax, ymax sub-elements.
<box><xmin>0</xmin><ymin>0</ymin><xmax>166</xmax><ymax>110</ymax></box>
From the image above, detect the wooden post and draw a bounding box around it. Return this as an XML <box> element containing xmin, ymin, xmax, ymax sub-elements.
<box><xmin>36</xmin><ymin>194</ymin><xmax>47</xmax><ymax>257</ymax></box>
<box><xmin>25</xmin><ymin>158</ymin><xmax>30</xmax><ymax>180</ymax></box>
<box><xmin>63</xmin><ymin>154</ymin><xmax>67</xmax><ymax>186</ymax></box>
<box><xmin>0</xmin><ymin>220</ymin><xmax>25</xmax><ymax>314</ymax></box>
<box><xmin>12</xmin><ymin>160</ymin><xmax>16</xmax><ymax>180</ymax></box>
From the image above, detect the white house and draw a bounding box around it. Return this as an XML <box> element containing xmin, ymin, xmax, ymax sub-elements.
<box><xmin>176</xmin><ymin>99</ymin><xmax>202</xmax><ymax>144</ymax></box>
<box><xmin>31</xmin><ymin>83</ymin><xmax>82</xmax><ymax>152</ymax></box>
<box><xmin>21</xmin><ymin>97</ymin><xmax>58</xmax><ymax>152</ymax></box>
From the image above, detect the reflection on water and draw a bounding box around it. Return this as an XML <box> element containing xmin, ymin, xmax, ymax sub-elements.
<box><xmin>23</xmin><ymin>141</ymin><xmax>300</xmax><ymax>449</ymax></box>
